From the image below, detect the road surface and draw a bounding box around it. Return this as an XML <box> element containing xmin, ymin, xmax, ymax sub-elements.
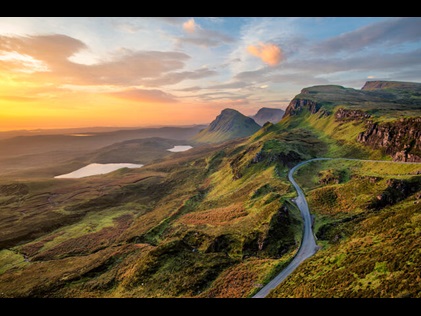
<box><xmin>252</xmin><ymin>157</ymin><xmax>421</xmax><ymax>298</ymax></box>
<box><xmin>253</xmin><ymin>158</ymin><xmax>329</xmax><ymax>298</ymax></box>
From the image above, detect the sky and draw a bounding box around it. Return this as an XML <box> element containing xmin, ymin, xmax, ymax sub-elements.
<box><xmin>0</xmin><ymin>17</ymin><xmax>420</xmax><ymax>131</ymax></box>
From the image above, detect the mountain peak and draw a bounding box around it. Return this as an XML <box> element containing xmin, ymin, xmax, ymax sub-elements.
<box><xmin>252</xmin><ymin>107</ymin><xmax>285</xmax><ymax>126</ymax></box>
<box><xmin>193</xmin><ymin>108</ymin><xmax>260</xmax><ymax>143</ymax></box>
<box><xmin>220</xmin><ymin>108</ymin><xmax>240</xmax><ymax>115</ymax></box>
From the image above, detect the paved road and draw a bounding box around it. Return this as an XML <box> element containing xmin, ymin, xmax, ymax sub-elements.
<box><xmin>252</xmin><ymin>157</ymin><xmax>421</xmax><ymax>298</ymax></box>
<box><xmin>253</xmin><ymin>158</ymin><xmax>329</xmax><ymax>298</ymax></box>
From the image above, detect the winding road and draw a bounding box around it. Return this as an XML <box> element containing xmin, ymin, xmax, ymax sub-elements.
<box><xmin>252</xmin><ymin>157</ymin><xmax>421</xmax><ymax>298</ymax></box>
<box><xmin>252</xmin><ymin>158</ymin><xmax>329</xmax><ymax>298</ymax></box>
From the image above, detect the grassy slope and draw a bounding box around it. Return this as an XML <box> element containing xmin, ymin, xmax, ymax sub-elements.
<box><xmin>0</xmin><ymin>137</ymin><xmax>305</xmax><ymax>298</ymax></box>
<box><xmin>0</xmin><ymin>82</ymin><xmax>419</xmax><ymax>298</ymax></box>
<box><xmin>262</xmin><ymin>83</ymin><xmax>421</xmax><ymax>297</ymax></box>
<box><xmin>268</xmin><ymin>159</ymin><xmax>421</xmax><ymax>298</ymax></box>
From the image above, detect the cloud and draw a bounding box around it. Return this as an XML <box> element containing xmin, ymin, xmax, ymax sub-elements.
<box><xmin>207</xmin><ymin>81</ymin><xmax>249</xmax><ymax>90</ymax></box>
<box><xmin>0</xmin><ymin>34</ymin><xmax>87</xmax><ymax>63</ymax></box>
<box><xmin>225</xmin><ymin>98</ymin><xmax>250</xmax><ymax>106</ymax></box>
<box><xmin>115</xmin><ymin>23</ymin><xmax>142</xmax><ymax>34</ymax></box>
<box><xmin>0</xmin><ymin>50</ymin><xmax>51</xmax><ymax>73</ymax></box>
<box><xmin>183</xmin><ymin>18</ymin><xmax>197</xmax><ymax>33</ymax></box>
<box><xmin>154</xmin><ymin>17</ymin><xmax>187</xmax><ymax>25</ymax></box>
<box><xmin>142</xmin><ymin>67</ymin><xmax>217</xmax><ymax>87</ymax></box>
<box><xmin>86</xmin><ymin>50</ymin><xmax>189</xmax><ymax>85</ymax></box>
<box><xmin>108</xmin><ymin>88</ymin><xmax>178</xmax><ymax>103</ymax></box>
<box><xmin>176</xmin><ymin>86</ymin><xmax>202</xmax><ymax>92</ymax></box>
<box><xmin>264</xmin><ymin>71</ymin><xmax>330</xmax><ymax>85</ymax></box>
<box><xmin>247</xmin><ymin>42</ymin><xmax>284</xmax><ymax>66</ymax></box>
<box><xmin>313</xmin><ymin>17</ymin><xmax>421</xmax><ymax>54</ymax></box>
<box><xmin>177</xmin><ymin>20</ymin><xmax>234</xmax><ymax>48</ymax></box>
<box><xmin>234</xmin><ymin>48</ymin><xmax>421</xmax><ymax>91</ymax></box>
<box><xmin>0</xmin><ymin>34</ymin><xmax>193</xmax><ymax>87</ymax></box>
<box><xmin>287</xmin><ymin>48</ymin><xmax>421</xmax><ymax>74</ymax></box>
<box><xmin>234</xmin><ymin>66</ymin><xmax>279</xmax><ymax>81</ymax></box>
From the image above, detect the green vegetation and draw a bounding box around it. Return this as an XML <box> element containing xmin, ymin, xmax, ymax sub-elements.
<box><xmin>0</xmin><ymin>133</ymin><xmax>303</xmax><ymax>298</ymax></box>
<box><xmin>0</xmin><ymin>80</ymin><xmax>419</xmax><ymax>298</ymax></box>
<box><xmin>268</xmin><ymin>159</ymin><xmax>421</xmax><ymax>298</ymax></box>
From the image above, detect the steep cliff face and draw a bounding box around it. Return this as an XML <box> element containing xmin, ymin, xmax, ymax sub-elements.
<box><xmin>284</xmin><ymin>99</ymin><xmax>322</xmax><ymax>117</ymax></box>
<box><xmin>357</xmin><ymin>117</ymin><xmax>421</xmax><ymax>162</ymax></box>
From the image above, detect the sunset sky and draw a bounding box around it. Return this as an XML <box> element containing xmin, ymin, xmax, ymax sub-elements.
<box><xmin>1</xmin><ymin>17</ymin><xmax>421</xmax><ymax>131</ymax></box>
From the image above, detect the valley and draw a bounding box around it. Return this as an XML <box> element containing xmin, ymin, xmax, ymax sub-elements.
<box><xmin>0</xmin><ymin>81</ymin><xmax>420</xmax><ymax>298</ymax></box>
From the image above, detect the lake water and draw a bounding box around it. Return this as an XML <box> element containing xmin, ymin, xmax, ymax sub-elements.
<box><xmin>167</xmin><ymin>145</ymin><xmax>193</xmax><ymax>152</ymax></box>
<box><xmin>54</xmin><ymin>163</ymin><xmax>144</xmax><ymax>179</ymax></box>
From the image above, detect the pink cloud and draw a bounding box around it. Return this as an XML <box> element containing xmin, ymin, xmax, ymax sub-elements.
<box><xmin>183</xmin><ymin>18</ymin><xmax>197</xmax><ymax>33</ymax></box>
<box><xmin>247</xmin><ymin>42</ymin><xmax>284</xmax><ymax>66</ymax></box>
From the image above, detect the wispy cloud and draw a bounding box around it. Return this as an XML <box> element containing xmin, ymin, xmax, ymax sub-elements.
<box><xmin>176</xmin><ymin>19</ymin><xmax>234</xmax><ymax>48</ymax></box>
<box><xmin>313</xmin><ymin>17</ymin><xmax>421</xmax><ymax>54</ymax></box>
<box><xmin>0</xmin><ymin>34</ymin><xmax>197</xmax><ymax>87</ymax></box>
<box><xmin>154</xmin><ymin>17</ymin><xmax>187</xmax><ymax>25</ymax></box>
<box><xmin>142</xmin><ymin>67</ymin><xmax>217</xmax><ymax>87</ymax></box>
<box><xmin>108</xmin><ymin>88</ymin><xmax>178</xmax><ymax>103</ymax></box>
<box><xmin>207</xmin><ymin>81</ymin><xmax>249</xmax><ymax>90</ymax></box>
<box><xmin>176</xmin><ymin>86</ymin><xmax>202</xmax><ymax>92</ymax></box>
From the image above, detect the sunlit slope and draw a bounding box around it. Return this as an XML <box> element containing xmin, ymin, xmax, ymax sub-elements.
<box><xmin>268</xmin><ymin>159</ymin><xmax>421</xmax><ymax>298</ymax></box>
<box><xmin>0</xmin><ymin>136</ymin><xmax>306</xmax><ymax>297</ymax></box>
<box><xmin>274</xmin><ymin>81</ymin><xmax>421</xmax><ymax>161</ymax></box>
<box><xmin>262</xmin><ymin>81</ymin><xmax>421</xmax><ymax>298</ymax></box>
<box><xmin>0</xmin><ymin>80</ymin><xmax>419</xmax><ymax>298</ymax></box>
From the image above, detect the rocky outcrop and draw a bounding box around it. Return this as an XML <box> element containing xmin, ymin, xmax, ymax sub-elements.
<box><xmin>251</xmin><ymin>148</ymin><xmax>303</xmax><ymax>168</ymax></box>
<box><xmin>368</xmin><ymin>178</ymin><xmax>421</xmax><ymax>210</ymax></box>
<box><xmin>335</xmin><ymin>108</ymin><xmax>371</xmax><ymax>121</ymax></box>
<box><xmin>357</xmin><ymin>117</ymin><xmax>421</xmax><ymax>162</ymax></box>
<box><xmin>284</xmin><ymin>99</ymin><xmax>322</xmax><ymax>117</ymax></box>
<box><xmin>242</xmin><ymin>204</ymin><xmax>296</xmax><ymax>259</ymax></box>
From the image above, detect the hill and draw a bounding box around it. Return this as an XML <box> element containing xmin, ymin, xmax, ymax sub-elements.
<box><xmin>251</xmin><ymin>107</ymin><xmax>285</xmax><ymax>126</ymax></box>
<box><xmin>0</xmin><ymin>80</ymin><xmax>419</xmax><ymax>298</ymax></box>
<box><xmin>282</xmin><ymin>81</ymin><xmax>421</xmax><ymax>162</ymax></box>
<box><xmin>193</xmin><ymin>108</ymin><xmax>261</xmax><ymax>144</ymax></box>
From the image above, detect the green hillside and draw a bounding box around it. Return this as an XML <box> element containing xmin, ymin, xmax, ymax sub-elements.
<box><xmin>268</xmin><ymin>159</ymin><xmax>421</xmax><ymax>298</ymax></box>
<box><xmin>0</xmin><ymin>81</ymin><xmax>420</xmax><ymax>298</ymax></box>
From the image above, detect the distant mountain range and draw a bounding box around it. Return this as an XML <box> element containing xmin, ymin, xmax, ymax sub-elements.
<box><xmin>251</xmin><ymin>107</ymin><xmax>285</xmax><ymax>126</ymax></box>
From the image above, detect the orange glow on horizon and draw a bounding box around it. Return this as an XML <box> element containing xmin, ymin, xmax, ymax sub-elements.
<box><xmin>0</xmin><ymin>88</ymin><xmax>226</xmax><ymax>131</ymax></box>
<box><xmin>0</xmin><ymin>32</ymin><xmax>282</xmax><ymax>132</ymax></box>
